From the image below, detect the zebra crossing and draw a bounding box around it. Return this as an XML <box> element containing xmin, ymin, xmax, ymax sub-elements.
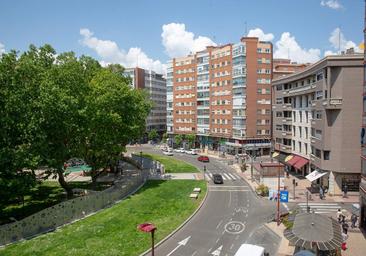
<box><xmin>297</xmin><ymin>202</ymin><xmax>341</xmax><ymax>215</ymax></box>
<box><xmin>204</xmin><ymin>170</ymin><xmax>242</xmax><ymax>181</ymax></box>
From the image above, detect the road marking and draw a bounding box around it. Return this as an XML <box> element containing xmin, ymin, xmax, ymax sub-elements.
<box><xmin>224</xmin><ymin>221</ymin><xmax>246</xmax><ymax>234</ymax></box>
<box><xmin>209</xmin><ymin>186</ymin><xmax>248</xmax><ymax>188</ymax></box>
<box><xmin>166</xmin><ymin>236</ymin><xmax>191</xmax><ymax>256</ymax></box>
<box><xmin>230</xmin><ymin>243</ymin><xmax>234</xmax><ymax>249</ymax></box>
<box><xmin>228</xmin><ymin>191</ymin><xmax>232</xmax><ymax>207</ymax></box>
<box><xmin>191</xmin><ymin>251</ymin><xmax>197</xmax><ymax>256</ymax></box>
<box><xmin>211</xmin><ymin>245</ymin><xmax>223</xmax><ymax>256</ymax></box>
<box><xmin>208</xmin><ymin>247</ymin><xmax>212</xmax><ymax>253</ymax></box>
<box><xmin>205</xmin><ymin>174</ymin><xmax>210</xmax><ymax>180</ymax></box>
<box><xmin>222</xmin><ymin>173</ymin><xmax>230</xmax><ymax>180</ymax></box>
<box><xmin>210</xmin><ymin>189</ymin><xmax>251</xmax><ymax>192</ymax></box>
<box><xmin>227</xmin><ymin>173</ymin><xmax>236</xmax><ymax>180</ymax></box>
<box><xmin>216</xmin><ymin>238</ymin><xmax>220</xmax><ymax>243</ymax></box>
<box><xmin>282</xmin><ymin>203</ymin><xmax>289</xmax><ymax>211</ymax></box>
<box><xmin>216</xmin><ymin>220</ymin><xmax>223</xmax><ymax>230</ymax></box>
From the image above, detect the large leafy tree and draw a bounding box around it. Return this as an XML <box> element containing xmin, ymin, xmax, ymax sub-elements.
<box><xmin>186</xmin><ymin>134</ymin><xmax>196</xmax><ymax>148</ymax></box>
<box><xmin>82</xmin><ymin>69</ymin><xmax>151</xmax><ymax>182</ymax></box>
<box><xmin>174</xmin><ymin>134</ymin><xmax>183</xmax><ymax>147</ymax></box>
<box><xmin>148</xmin><ymin>129</ymin><xmax>159</xmax><ymax>142</ymax></box>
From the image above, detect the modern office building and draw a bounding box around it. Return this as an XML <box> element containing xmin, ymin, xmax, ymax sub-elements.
<box><xmin>124</xmin><ymin>67</ymin><xmax>166</xmax><ymax>134</ymax></box>
<box><xmin>167</xmin><ymin>37</ymin><xmax>273</xmax><ymax>155</ymax></box>
<box><xmin>273</xmin><ymin>59</ymin><xmax>308</xmax><ymax>79</ymax></box>
<box><xmin>272</xmin><ymin>53</ymin><xmax>363</xmax><ymax>196</ymax></box>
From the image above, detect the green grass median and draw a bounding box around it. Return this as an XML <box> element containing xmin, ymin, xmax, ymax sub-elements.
<box><xmin>1</xmin><ymin>180</ymin><xmax>207</xmax><ymax>256</ymax></box>
<box><xmin>142</xmin><ymin>153</ymin><xmax>199</xmax><ymax>173</ymax></box>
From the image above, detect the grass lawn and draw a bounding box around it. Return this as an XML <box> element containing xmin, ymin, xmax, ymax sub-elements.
<box><xmin>1</xmin><ymin>180</ymin><xmax>207</xmax><ymax>256</ymax></box>
<box><xmin>142</xmin><ymin>153</ymin><xmax>199</xmax><ymax>173</ymax></box>
<box><xmin>0</xmin><ymin>181</ymin><xmax>111</xmax><ymax>225</ymax></box>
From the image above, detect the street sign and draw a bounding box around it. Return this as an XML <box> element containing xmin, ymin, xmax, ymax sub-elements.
<box><xmin>280</xmin><ymin>190</ymin><xmax>289</xmax><ymax>202</ymax></box>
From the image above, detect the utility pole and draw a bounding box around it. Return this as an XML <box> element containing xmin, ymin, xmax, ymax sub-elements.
<box><xmin>277</xmin><ymin>162</ymin><xmax>281</xmax><ymax>226</ymax></box>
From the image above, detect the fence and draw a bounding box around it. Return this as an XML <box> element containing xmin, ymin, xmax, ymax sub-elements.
<box><xmin>131</xmin><ymin>154</ymin><xmax>165</xmax><ymax>176</ymax></box>
<box><xmin>0</xmin><ymin>168</ymin><xmax>149</xmax><ymax>246</ymax></box>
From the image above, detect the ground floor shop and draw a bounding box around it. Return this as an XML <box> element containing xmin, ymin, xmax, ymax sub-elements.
<box><xmin>360</xmin><ymin>185</ymin><xmax>366</xmax><ymax>231</ymax></box>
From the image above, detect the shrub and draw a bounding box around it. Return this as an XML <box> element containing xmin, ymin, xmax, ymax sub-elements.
<box><xmin>256</xmin><ymin>184</ymin><xmax>269</xmax><ymax>197</ymax></box>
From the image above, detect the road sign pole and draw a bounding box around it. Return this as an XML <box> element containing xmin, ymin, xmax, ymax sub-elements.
<box><xmin>277</xmin><ymin>163</ymin><xmax>281</xmax><ymax>226</ymax></box>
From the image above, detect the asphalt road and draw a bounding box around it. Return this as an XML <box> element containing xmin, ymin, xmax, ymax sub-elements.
<box><xmin>129</xmin><ymin>146</ymin><xmax>286</xmax><ymax>256</ymax></box>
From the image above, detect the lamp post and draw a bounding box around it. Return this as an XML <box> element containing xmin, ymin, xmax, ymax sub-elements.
<box><xmin>138</xmin><ymin>223</ymin><xmax>157</xmax><ymax>256</ymax></box>
<box><xmin>140</xmin><ymin>151</ymin><xmax>143</xmax><ymax>170</ymax></box>
<box><xmin>277</xmin><ymin>162</ymin><xmax>281</xmax><ymax>226</ymax></box>
<box><xmin>203</xmin><ymin>165</ymin><xmax>206</xmax><ymax>181</ymax></box>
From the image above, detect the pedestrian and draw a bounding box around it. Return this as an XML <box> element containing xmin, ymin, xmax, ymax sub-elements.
<box><xmin>351</xmin><ymin>214</ymin><xmax>358</xmax><ymax>228</ymax></box>
<box><xmin>343</xmin><ymin>184</ymin><xmax>348</xmax><ymax>198</ymax></box>
<box><xmin>319</xmin><ymin>186</ymin><xmax>324</xmax><ymax>200</ymax></box>
<box><xmin>341</xmin><ymin>214</ymin><xmax>346</xmax><ymax>224</ymax></box>
<box><xmin>342</xmin><ymin>222</ymin><xmax>349</xmax><ymax>234</ymax></box>
<box><xmin>337</xmin><ymin>209</ymin><xmax>342</xmax><ymax>223</ymax></box>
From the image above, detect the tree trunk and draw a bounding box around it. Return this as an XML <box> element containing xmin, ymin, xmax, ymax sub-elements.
<box><xmin>57</xmin><ymin>169</ymin><xmax>73</xmax><ymax>199</ymax></box>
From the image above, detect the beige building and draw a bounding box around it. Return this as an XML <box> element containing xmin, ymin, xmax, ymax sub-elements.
<box><xmin>273</xmin><ymin>59</ymin><xmax>308</xmax><ymax>79</ymax></box>
<box><xmin>167</xmin><ymin>37</ymin><xmax>273</xmax><ymax>155</ymax></box>
<box><xmin>272</xmin><ymin>54</ymin><xmax>363</xmax><ymax>195</ymax></box>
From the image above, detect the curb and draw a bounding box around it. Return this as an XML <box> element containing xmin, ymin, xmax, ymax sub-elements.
<box><xmin>140</xmin><ymin>182</ymin><xmax>209</xmax><ymax>256</ymax></box>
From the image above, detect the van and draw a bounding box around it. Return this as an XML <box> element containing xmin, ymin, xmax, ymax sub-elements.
<box><xmin>234</xmin><ymin>244</ymin><xmax>266</xmax><ymax>256</ymax></box>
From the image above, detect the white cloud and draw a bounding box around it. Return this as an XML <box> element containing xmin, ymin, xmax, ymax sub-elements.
<box><xmin>320</xmin><ymin>0</ymin><xmax>343</xmax><ymax>10</ymax></box>
<box><xmin>0</xmin><ymin>42</ymin><xmax>5</xmax><ymax>55</ymax></box>
<box><xmin>274</xmin><ymin>32</ymin><xmax>321</xmax><ymax>63</ymax></box>
<box><xmin>327</xmin><ymin>27</ymin><xmax>360</xmax><ymax>54</ymax></box>
<box><xmin>247</xmin><ymin>28</ymin><xmax>274</xmax><ymax>41</ymax></box>
<box><xmin>79</xmin><ymin>28</ymin><xmax>166</xmax><ymax>74</ymax></box>
<box><xmin>161</xmin><ymin>23</ymin><xmax>216</xmax><ymax>58</ymax></box>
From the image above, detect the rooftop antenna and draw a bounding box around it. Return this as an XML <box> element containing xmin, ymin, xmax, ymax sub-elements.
<box><xmin>288</xmin><ymin>48</ymin><xmax>290</xmax><ymax>60</ymax></box>
<box><xmin>136</xmin><ymin>54</ymin><xmax>139</xmax><ymax>68</ymax></box>
<box><xmin>244</xmin><ymin>21</ymin><xmax>247</xmax><ymax>36</ymax></box>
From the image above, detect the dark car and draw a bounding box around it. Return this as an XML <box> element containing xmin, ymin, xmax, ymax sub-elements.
<box><xmin>197</xmin><ymin>156</ymin><xmax>210</xmax><ymax>162</ymax></box>
<box><xmin>213</xmin><ymin>174</ymin><xmax>224</xmax><ymax>184</ymax></box>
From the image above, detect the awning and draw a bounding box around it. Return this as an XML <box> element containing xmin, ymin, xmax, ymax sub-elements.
<box><xmin>286</xmin><ymin>155</ymin><xmax>309</xmax><ymax>169</ymax></box>
<box><xmin>272</xmin><ymin>151</ymin><xmax>280</xmax><ymax>158</ymax></box>
<box><xmin>306</xmin><ymin>170</ymin><xmax>328</xmax><ymax>182</ymax></box>
<box><xmin>274</xmin><ymin>152</ymin><xmax>288</xmax><ymax>163</ymax></box>
<box><xmin>285</xmin><ymin>155</ymin><xmax>294</xmax><ymax>162</ymax></box>
<box><xmin>293</xmin><ymin>157</ymin><xmax>309</xmax><ymax>170</ymax></box>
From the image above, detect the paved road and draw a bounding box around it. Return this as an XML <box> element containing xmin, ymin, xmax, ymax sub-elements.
<box><xmin>128</xmin><ymin>146</ymin><xmax>287</xmax><ymax>256</ymax></box>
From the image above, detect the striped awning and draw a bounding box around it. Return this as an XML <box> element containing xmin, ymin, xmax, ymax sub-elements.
<box><xmin>285</xmin><ymin>155</ymin><xmax>294</xmax><ymax>162</ymax></box>
<box><xmin>272</xmin><ymin>151</ymin><xmax>280</xmax><ymax>158</ymax></box>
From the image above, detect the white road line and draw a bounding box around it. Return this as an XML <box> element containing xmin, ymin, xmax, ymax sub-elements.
<box><xmin>227</xmin><ymin>173</ymin><xmax>236</xmax><ymax>180</ymax></box>
<box><xmin>191</xmin><ymin>251</ymin><xmax>197</xmax><ymax>256</ymax></box>
<box><xmin>205</xmin><ymin>174</ymin><xmax>210</xmax><ymax>180</ymax></box>
<box><xmin>210</xmin><ymin>189</ymin><xmax>251</xmax><ymax>192</ymax></box>
<box><xmin>229</xmin><ymin>191</ymin><xmax>232</xmax><ymax>207</ymax></box>
<box><xmin>216</xmin><ymin>238</ymin><xmax>220</xmax><ymax>243</ymax></box>
<box><xmin>282</xmin><ymin>203</ymin><xmax>289</xmax><ymax>211</ymax></box>
<box><xmin>233</xmin><ymin>173</ymin><xmax>241</xmax><ymax>179</ymax></box>
<box><xmin>216</xmin><ymin>220</ymin><xmax>223</xmax><ymax>230</ymax></box>
<box><xmin>230</xmin><ymin>243</ymin><xmax>234</xmax><ymax>249</ymax></box>
<box><xmin>222</xmin><ymin>173</ymin><xmax>230</xmax><ymax>180</ymax></box>
<box><xmin>208</xmin><ymin>247</ymin><xmax>212</xmax><ymax>253</ymax></box>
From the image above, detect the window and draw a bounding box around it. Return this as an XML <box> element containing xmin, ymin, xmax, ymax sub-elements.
<box><xmin>299</xmin><ymin>126</ymin><xmax>302</xmax><ymax>138</ymax></box>
<box><xmin>276</xmin><ymin>125</ymin><xmax>283</xmax><ymax>131</ymax></box>
<box><xmin>316</xmin><ymin>91</ymin><xmax>323</xmax><ymax>100</ymax></box>
<box><xmin>305</xmin><ymin>143</ymin><xmax>308</xmax><ymax>155</ymax></box>
<box><xmin>298</xmin><ymin>142</ymin><xmax>302</xmax><ymax>153</ymax></box>
<box><xmin>293</xmin><ymin>111</ymin><xmax>296</xmax><ymax>122</ymax></box>
<box><xmin>293</xmin><ymin>126</ymin><xmax>296</xmax><ymax>136</ymax></box>
<box><xmin>276</xmin><ymin>97</ymin><xmax>283</xmax><ymax>104</ymax></box>
<box><xmin>315</xmin><ymin>148</ymin><xmax>321</xmax><ymax>158</ymax></box>
<box><xmin>299</xmin><ymin>112</ymin><xmax>302</xmax><ymax>122</ymax></box>
<box><xmin>324</xmin><ymin>151</ymin><xmax>330</xmax><ymax>160</ymax></box>
<box><xmin>305</xmin><ymin>127</ymin><xmax>308</xmax><ymax>139</ymax></box>
<box><xmin>276</xmin><ymin>112</ymin><xmax>283</xmax><ymax>117</ymax></box>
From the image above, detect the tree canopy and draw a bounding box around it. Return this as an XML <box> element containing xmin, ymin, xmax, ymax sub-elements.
<box><xmin>0</xmin><ymin>45</ymin><xmax>151</xmax><ymax>201</ymax></box>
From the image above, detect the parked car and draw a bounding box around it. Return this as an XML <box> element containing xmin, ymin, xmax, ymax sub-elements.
<box><xmin>185</xmin><ymin>149</ymin><xmax>198</xmax><ymax>155</ymax></box>
<box><xmin>234</xmin><ymin>244</ymin><xmax>266</xmax><ymax>256</ymax></box>
<box><xmin>197</xmin><ymin>156</ymin><xmax>209</xmax><ymax>162</ymax></box>
<box><xmin>213</xmin><ymin>174</ymin><xmax>224</xmax><ymax>184</ymax></box>
<box><xmin>163</xmin><ymin>150</ymin><xmax>174</xmax><ymax>156</ymax></box>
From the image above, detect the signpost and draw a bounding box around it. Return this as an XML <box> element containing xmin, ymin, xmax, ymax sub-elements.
<box><xmin>138</xmin><ymin>223</ymin><xmax>157</xmax><ymax>256</ymax></box>
<box><xmin>280</xmin><ymin>190</ymin><xmax>289</xmax><ymax>202</ymax></box>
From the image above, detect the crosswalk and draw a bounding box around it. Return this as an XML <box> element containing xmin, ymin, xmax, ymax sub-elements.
<box><xmin>297</xmin><ymin>202</ymin><xmax>341</xmax><ymax>215</ymax></box>
<box><xmin>204</xmin><ymin>170</ymin><xmax>242</xmax><ymax>181</ymax></box>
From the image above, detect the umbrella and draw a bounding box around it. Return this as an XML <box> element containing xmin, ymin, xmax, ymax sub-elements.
<box><xmin>294</xmin><ymin>250</ymin><xmax>316</xmax><ymax>256</ymax></box>
<box><xmin>284</xmin><ymin>213</ymin><xmax>342</xmax><ymax>251</ymax></box>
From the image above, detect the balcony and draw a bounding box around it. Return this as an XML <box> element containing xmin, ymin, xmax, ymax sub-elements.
<box><xmin>323</xmin><ymin>98</ymin><xmax>342</xmax><ymax>110</ymax></box>
<box><xmin>281</xmin><ymin>131</ymin><xmax>292</xmax><ymax>138</ymax></box>
<box><xmin>282</xmin><ymin>117</ymin><xmax>292</xmax><ymax>124</ymax></box>
<box><xmin>283</xmin><ymin>103</ymin><xmax>292</xmax><ymax>110</ymax></box>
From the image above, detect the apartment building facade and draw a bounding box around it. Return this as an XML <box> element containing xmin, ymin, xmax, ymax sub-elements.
<box><xmin>167</xmin><ymin>37</ymin><xmax>272</xmax><ymax>155</ymax></box>
<box><xmin>272</xmin><ymin>54</ymin><xmax>363</xmax><ymax>195</ymax></box>
<box><xmin>273</xmin><ymin>59</ymin><xmax>308</xmax><ymax>79</ymax></box>
<box><xmin>124</xmin><ymin>67</ymin><xmax>166</xmax><ymax>134</ymax></box>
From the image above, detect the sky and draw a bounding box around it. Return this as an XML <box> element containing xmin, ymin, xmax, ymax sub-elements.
<box><xmin>0</xmin><ymin>0</ymin><xmax>363</xmax><ymax>74</ymax></box>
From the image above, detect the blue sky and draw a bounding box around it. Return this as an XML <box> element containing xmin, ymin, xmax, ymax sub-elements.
<box><xmin>0</xmin><ymin>0</ymin><xmax>363</xmax><ymax>73</ymax></box>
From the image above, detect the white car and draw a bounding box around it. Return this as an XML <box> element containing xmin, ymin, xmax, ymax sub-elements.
<box><xmin>163</xmin><ymin>150</ymin><xmax>174</xmax><ymax>156</ymax></box>
<box><xmin>185</xmin><ymin>149</ymin><xmax>197</xmax><ymax>155</ymax></box>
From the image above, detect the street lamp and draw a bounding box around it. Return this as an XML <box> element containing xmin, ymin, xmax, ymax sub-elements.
<box><xmin>138</xmin><ymin>223</ymin><xmax>157</xmax><ymax>256</ymax></box>
<box><xmin>140</xmin><ymin>151</ymin><xmax>143</xmax><ymax>170</ymax></box>
<box><xmin>203</xmin><ymin>165</ymin><xmax>206</xmax><ymax>181</ymax></box>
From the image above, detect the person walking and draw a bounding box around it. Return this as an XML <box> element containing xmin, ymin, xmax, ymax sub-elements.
<box><xmin>342</xmin><ymin>222</ymin><xmax>349</xmax><ymax>234</ymax></box>
<box><xmin>343</xmin><ymin>184</ymin><xmax>348</xmax><ymax>198</ymax></box>
<box><xmin>351</xmin><ymin>214</ymin><xmax>358</xmax><ymax>228</ymax></box>
<box><xmin>337</xmin><ymin>209</ymin><xmax>343</xmax><ymax>223</ymax></box>
<box><xmin>319</xmin><ymin>186</ymin><xmax>324</xmax><ymax>200</ymax></box>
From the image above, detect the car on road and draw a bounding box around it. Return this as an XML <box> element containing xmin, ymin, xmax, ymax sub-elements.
<box><xmin>212</xmin><ymin>174</ymin><xmax>224</xmax><ymax>184</ymax></box>
<box><xmin>174</xmin><ymin>148</ymin><xmax>185</xmax><ymax>153</ymax></box>
<box><xmin>197</xmin><ymin>156</ymin><xmax>209</xmax><ymax>162</ymax></box>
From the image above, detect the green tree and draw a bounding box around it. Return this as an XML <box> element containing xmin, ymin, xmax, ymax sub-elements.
<box><xmin>162</xmin><ymin>132</ymin><xmax>168</xmax><ymax>144</ymax></box>
<box><xmin>148</xmin><ymin>129</ymin><xmax>159</xmax><ymax>142</ymax></box>
<box><xmin>83</xmin><ymin>69</ymin><xmax>151</xmax><ymax>183</ymax></box>
<box><xmin>174</xmin><ymin>134</ymin><xmax>183</xmax><ymax>147</ymax></box>
<box><xmin>186</xmin><ymin>134</ymin><xmax>196</xmax><ymax>148</ymax></box>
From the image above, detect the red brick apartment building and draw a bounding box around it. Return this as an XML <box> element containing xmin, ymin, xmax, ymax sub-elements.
<box><xmin>166</xmin><ymin>37</ymin><xmax>273</xmax><ymax>155</ymax></box>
